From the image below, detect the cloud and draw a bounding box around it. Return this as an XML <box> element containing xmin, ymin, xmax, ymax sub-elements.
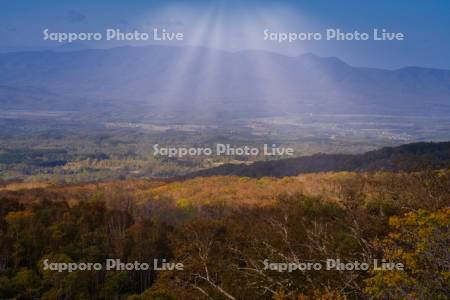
<box><xmin>1</xmin><ymin>26</ymin><xmax>16</xmax><ymax>32</ymax></box>
<box><xmin>67</xmin><ymin>10</ymin><xmax>87</xmax><ymax>23</ymax></box>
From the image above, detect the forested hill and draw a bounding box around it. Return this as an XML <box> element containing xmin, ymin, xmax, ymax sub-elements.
<box><xmin>185</xmin><ymin>142</ymin><xmax>450</xmax><ymax>178</ymax></box>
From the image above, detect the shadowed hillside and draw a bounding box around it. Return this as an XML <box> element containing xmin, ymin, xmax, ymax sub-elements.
<box><xmin>185</xmin><ymin>142</ymin><xmax>450</xmax><ymax>178</ymax></box>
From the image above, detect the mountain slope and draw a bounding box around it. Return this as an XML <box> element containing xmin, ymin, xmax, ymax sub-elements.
<box><xmin>0</xmin><ymin>46</ymin><xmax>449</xmax><ymax>119</ymax></box>
<box><xmin>184</xmin><ymin>142</ymin><xmax>450</xmax><ymax>178</ymax></box>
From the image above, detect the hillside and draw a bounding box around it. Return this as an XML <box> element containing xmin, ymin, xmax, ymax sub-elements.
<box><xmin>185</xmin><ymin>141</ymin><xmax>450</xmax><ymax>178</ymax></box>
<box><xmin>0</xmin><ymin>170</ymin><xmax>448</xmax><ymax>299</ymax></box>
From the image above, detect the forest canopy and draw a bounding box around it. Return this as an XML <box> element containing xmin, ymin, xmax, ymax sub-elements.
<box><xmin>0</xmin><ymin>170</ymin><xmax>449</xmax><ymax>299</ymax></box>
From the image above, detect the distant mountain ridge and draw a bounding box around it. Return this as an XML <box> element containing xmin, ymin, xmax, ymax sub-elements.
<box><xmin>184</xmin><ymin>142</ymin><xmax>450</xmax><ymax>178</ymax></box>
<box><xmin>0</xmin><ymin>45</ymin><xmax>449</xmax><ymax>121</ymax></box>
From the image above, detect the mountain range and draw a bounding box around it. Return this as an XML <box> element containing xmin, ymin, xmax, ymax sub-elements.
<box><xmin>0</xmin><ymin>46</ymin><xmax>449</xmax><ymax>121</ymax></box>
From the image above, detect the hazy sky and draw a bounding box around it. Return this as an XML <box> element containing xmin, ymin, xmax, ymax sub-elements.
<box><xmin>1</xmin><ymin>0</ymin><xmax>449</xmax><ymax>69</ymax></box>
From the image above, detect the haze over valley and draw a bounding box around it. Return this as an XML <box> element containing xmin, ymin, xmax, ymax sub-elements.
<box><xmin>0</xmin><ymin>45</ymin><xmax>449</xmax><ymax>182</ymax></box>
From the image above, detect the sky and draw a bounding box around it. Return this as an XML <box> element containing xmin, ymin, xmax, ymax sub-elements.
<box><xmin>1</xmin><ymin>0</ymin><xmax>449</xmax><ymax>69</ymax></box>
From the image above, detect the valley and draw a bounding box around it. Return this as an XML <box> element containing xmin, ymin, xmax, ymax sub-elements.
<box><xmin>0</xmin><ymin>45</ymin><xmax>448</xmax><ymax>300</ymax></box>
